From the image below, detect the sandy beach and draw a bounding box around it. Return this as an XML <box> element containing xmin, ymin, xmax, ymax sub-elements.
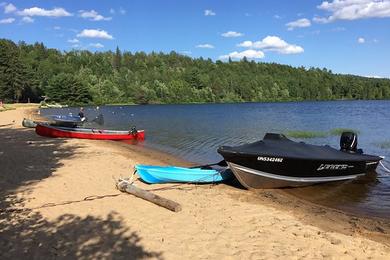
<box><xmin>1</xmin><ymin>106</ymin><xmax>389</xmax><ymax>259</ymax></box>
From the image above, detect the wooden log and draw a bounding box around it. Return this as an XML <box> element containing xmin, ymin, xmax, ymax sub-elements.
<box><xmin>116</xmin><ymin>181</ymin><xmax>182</xmax><ymax>212</ymax></box>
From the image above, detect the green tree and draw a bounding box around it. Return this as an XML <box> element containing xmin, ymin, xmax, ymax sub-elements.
<box><xmin>46</xmin><ymin>73</ymin><xmax>92</xmax><ymax>105</ymax></box>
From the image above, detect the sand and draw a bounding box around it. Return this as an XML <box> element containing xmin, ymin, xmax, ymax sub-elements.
<box><xmin>1</xmin><ymin>106</ymin><xmax>389</xmax><ymax>259</ymax></box>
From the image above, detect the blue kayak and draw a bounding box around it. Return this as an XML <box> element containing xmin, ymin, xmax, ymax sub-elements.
<box><xmin>135</xmin><ymin>164</ymin><xmax>232</xmax><ymax>184</ymax></box>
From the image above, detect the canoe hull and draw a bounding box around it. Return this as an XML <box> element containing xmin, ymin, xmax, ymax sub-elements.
<box><xmin>35</xmin><ymin>124</ymin><xmax>145</xmax><ymax>141</ymax></box>
<box><xmin>135</xmin><ymin>165</ymin><xmax>232</xmax><ymax>184</ymax></box>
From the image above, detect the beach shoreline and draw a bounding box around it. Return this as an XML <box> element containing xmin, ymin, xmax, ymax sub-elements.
<box><xmin>1</xmin><ymin>106</ymin><xmax>389</xmax><ymax>259</ymax></box>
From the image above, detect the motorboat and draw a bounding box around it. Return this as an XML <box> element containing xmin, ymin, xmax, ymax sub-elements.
<box><xmin>217</xmin><ymin>132</ymin><xmax>382</xmax><ymax>189</ymax></box>
<box><xmin>51</xmin><ymin>115</ymin><xmax>85</xmax><ymax>127</ymax></box>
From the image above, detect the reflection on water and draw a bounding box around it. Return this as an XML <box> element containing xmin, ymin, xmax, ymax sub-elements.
<box><xmin>42</xmin><ymin>100</ymin><xmax>390</xmax><ymax>218</ymax></box>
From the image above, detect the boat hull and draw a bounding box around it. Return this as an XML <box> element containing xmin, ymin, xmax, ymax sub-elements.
<box><xmin>51</xmin><ymin>115</ymin><xmax>84</xmax><ymax>127</ymax></box>
<box><xmin>227</xmin><ymin>162</ymin><xmax>367</xmax><ymax>189</ymax></box>
<box><xmin>135</xmin><ymin>165</ymin><xmax>232</xmax><ymax>184</ymax></box>
<box><xmin>218</xmin><ymin>133</ymin><xmax>382</xmax><ymax>189</ymax></box>
<box><xmin>22</xmin><ymin>118</ymin><xmax>37</xmax><ymax>128</ymax></box>
<box><xmin>35</xmin><ymin>124</ymin><xmax>145</xmax><ymax>141</ymax></box>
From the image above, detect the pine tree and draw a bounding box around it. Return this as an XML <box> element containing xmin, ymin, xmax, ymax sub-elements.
<box><xmin>112</xmin><ymin>46</ymin><xmax>122</xmax><ymax>71</ymax></box>
<box><xmin>0</xmin><ymin>39</ymin><xmax>27</xmax><ymax>102</ymax></box>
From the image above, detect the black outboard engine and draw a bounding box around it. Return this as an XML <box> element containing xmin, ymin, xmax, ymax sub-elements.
<box><xmin>129</xmin><ymin>126</ymin><xmax>138</xmax><ymax>135</ymax></box>
<box><xmin>340</xmin><ymin>131</ymin><xmax>358</xmax><ymax>153</ymax></box>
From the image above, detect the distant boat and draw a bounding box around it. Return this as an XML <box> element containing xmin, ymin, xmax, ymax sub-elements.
<box><xmin>135</xmin><ymin>164</ymin><xmax>232</xmax><ymax>184</ymax></box>
<box><xmin>35</xmin><ymin>124</ymin><xmax>145</xmax><ymax>141</ymax></box>
<box><xmin>218</xmin><ymin>132</ymin><xmax>382</xmax><ymax>189</ymax></box>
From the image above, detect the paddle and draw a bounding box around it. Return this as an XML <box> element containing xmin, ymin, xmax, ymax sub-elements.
<box><xmin>189</xmin><ymin>160</ymin><xmax>227</xmax><ymax>169</ymax></box>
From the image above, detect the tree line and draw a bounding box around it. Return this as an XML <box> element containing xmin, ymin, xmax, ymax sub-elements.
<box><xmin>1</xmin><ymin>38</ymin><xmax>389</xmax><ymax>105</ymax></box>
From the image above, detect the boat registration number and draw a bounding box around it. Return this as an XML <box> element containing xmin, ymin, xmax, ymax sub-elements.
<box><xmin>257</xmin><ymin>156</ymin><xmax>284</xmax><ymax>162</ymax></box>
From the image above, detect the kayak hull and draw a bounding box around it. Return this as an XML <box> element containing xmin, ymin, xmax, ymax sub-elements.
<box><xmin>35</xmin><ymin>124</ymin><xmax>145</xmax><ymax>141</ymax></box>
<box><xmin>135</xmin><ymin>165</ymin><xmax>232</xmax><ymax>184</ymax></box>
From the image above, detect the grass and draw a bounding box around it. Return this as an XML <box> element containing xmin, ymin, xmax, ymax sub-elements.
<box><xmin>285</xmin><ymin>130</ymin><xmax>328</xmax><ymax>138</ymax></box>
<box><xmin>286</xmin><ymin>128</ymin><xmax>361</xmax><ymax>139</ymax></box>
<box><xmin>329</xmin><ymin>128</ymin><xmax>360</xmax><ymax>136</ymax></box>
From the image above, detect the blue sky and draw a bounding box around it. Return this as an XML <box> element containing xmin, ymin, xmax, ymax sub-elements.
<box><xmin>0</xmin><ymin>0</ymin><xmax>389</xmax><ymax>78</ymax></box>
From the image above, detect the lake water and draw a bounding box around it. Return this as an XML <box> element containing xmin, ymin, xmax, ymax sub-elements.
<box><xmin>42</xmin><ymin>100</ymin><xmax>390</xmax><ymax>218</ymax></box>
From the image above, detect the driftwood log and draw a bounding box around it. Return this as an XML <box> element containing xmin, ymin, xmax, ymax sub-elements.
<box><xmin>116</xmin><ymin>180</ymin><xmax>182</xmax><ymax>212</ymax></box>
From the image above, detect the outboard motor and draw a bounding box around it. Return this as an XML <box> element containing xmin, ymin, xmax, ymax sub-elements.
<box><xmin>129</xmin><ymin>126</ymin><xmax>138</xmax><ymax>135</ymax></box>
<box><xmin>340</xmin><ymin>131</ymin><xmax>358</xmax><ymax>153</ymax></box>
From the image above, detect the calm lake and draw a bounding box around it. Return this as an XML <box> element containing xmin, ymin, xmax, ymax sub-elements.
<box><xmin>42</xmin><ymin>100</ymin><xmax>390</xmax><ymax>218</ymax></box>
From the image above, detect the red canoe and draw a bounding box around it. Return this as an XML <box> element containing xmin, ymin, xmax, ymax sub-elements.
<box><xmin>35</xmin><ymin>124</ymin><xmax>145</xmax><ymax>141</ymax></box>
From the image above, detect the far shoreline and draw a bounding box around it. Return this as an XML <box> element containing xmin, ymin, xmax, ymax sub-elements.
<box><xmin>14</xmin><ymin>98</ymin><xmax>389</xmax><ymax>110</ymax></box>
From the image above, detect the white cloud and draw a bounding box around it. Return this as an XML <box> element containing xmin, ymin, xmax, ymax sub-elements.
<box><xmin>221</xmin><ymin>31</ymin><xmax>244</xmax><ymax>37</ymax></box>
<box><xmin>286</xmin><ymin>18</ymin><xmax>311</xmax><ymax>30</ymax></box>
<box><xmin>364</xmin><ymin>75</ymin><xmax>388</xmax><ymax>78</ymax></box>
<box><xmin>79</xmin><ymin>10</ymin><xmax>111</xmax><ymax>21</ymax></box>
<box><xmin>89</xmin><ymin>43</ymin><xmax>104</xmax><ymax>48</ymax></box>
<box><xmin>119</xmin><ymin>7</ymin><xmax>126</xmax><ymax>15</ymax></box>
<box><xmin>219</xmin><ymin>50</ymin><xmax>265</xmax><ymax>60</ymax></box>
<box><xmin>4</xmin><ymin>3</ymin><xmax>16</xmax><ymax>13</ymax></box>
<box><xmin>68</xmin><ymin>38</ymin><xmax>79</xmax><ymax>43</ymax></box>
<box><xmin>109</xmin><ymin>8</ymin><xmax>115</xmax><ymax>14</ymax></box>
<box><xmin>21</xmin><ymin>16</ymin><xmax>34</xmax><ymax>23</ymax></box>
<box><xmin>237</xmin><ymin>36</ymin><xmax>304</xmax><ymax>54</ymax></box>
<box><xmin>312</xmin><ymin>16</ymin><xmax>329</xmax><ymax>24</ymax></box>
<box><xmin>0</xmin><ymin>17</ymin><xmax>14</xmax><ymax>24</ymax></box>
<box><xmin>53</xmin><ymin>26</ymin><xmax>61</xmax><ymax>30</ymax></box>
<box><xmin>77</xmin><ymin>29</ymin><xmax>114</xmax><ymax>39</ymax></box>
<box><xmin>274</xmin><ymin>14</ymin><xmax>281</xmax><ymax>19</ymax></box>
<box><xmin>358</xmin><ymin>37</ymin><xmax>365</xmax><ymax>43</ymax></box>
<box><xmin>17</xmin><ymin>7</ymin><xmax>72</xmax><ymax>17</ymax></box>
<box><xmin>196</xmin><ymin>43</ymin><xmax>214</xmax><ymax>49</ymax></box>
<box><xmin>204</xmin><ymin>9</ymin><xmax>216</xmax><ymax>16</ymax></box>
<box><xmin>316</xmin><ymin>0</ymin><xmax>390</xmax><ymax>23</ymax></box>
<box><xmin>180</xmin><ymin>50</ymin><xmax>192</xmax><ymax>55</ymax></box>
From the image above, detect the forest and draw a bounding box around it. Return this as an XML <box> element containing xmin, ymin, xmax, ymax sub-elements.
<box><xmin>1</xmin><ymin>38</ymin><xmax>389</xmax><ymax>105</ymax></box>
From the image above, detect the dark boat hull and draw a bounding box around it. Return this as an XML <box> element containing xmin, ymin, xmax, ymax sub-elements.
<box><xmin>218</xmin><ymin>133</ymin><xmax>381</xmax><ymax>189</ymax></box>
